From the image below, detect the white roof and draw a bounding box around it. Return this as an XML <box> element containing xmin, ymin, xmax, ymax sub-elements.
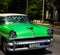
<box><xmin>0</xmin><ymin>13</ymin><xmax>27</xmax><ymax>17</ymax></box>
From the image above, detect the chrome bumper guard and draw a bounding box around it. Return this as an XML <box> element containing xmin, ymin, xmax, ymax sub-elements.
<box><xmin>7</xmin><ymin>39</ymin><xmax>53</xmax><ymax>51</ymax></box>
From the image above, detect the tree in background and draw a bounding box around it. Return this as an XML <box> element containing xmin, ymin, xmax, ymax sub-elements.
<box><xmin>0</xmin><ymin>0</ymin><xmax>26</xmax><ymax>13</ymax></box>
<box><xmin>0</xmin><ymin>0</ymin><xmax>12</xmax><ymax>12</ymax></box>
<box><xmin>0</xmin><ymin>0</ymin><xmax>43</xmax><ymax>20</ymax></box>
<box><xmin>28</xmin><ymin>0</ymin><xmax>43</xmax><ymax>20</ymax></box>
<box><xmin>0</xmin><ymin>0</ymin><xmax>57</xmax><ymax>22</ymax></box>
<box><xmin>54</xmin><ymin>0</ymin><xmax>60</xmax><ymax>21</ymax></box>
<box><xmin>8</xmin><ymin>0</ymin><xmax>26</xmax><ymax>13</ymax></box>
<box><xmin>45</xmin><ymin>0</ymin><xmax>56</xmax><ymax>24</ymax></box>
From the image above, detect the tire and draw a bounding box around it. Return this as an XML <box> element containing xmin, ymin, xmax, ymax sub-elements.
<box><xmin>40</xmin><ymin>48</ymin><xmax>46</xmax><ymax>52</ymax></box>
<box><xmin>2</xmin><ymin>40</ymin><xmax>9</xmax><ymax>55</ymax></box>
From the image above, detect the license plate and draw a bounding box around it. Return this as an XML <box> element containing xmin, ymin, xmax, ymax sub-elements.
<box><xmin>29</xmin><ymin>43</ymin><xmax>40</xmax><ymax>48</ymax></box>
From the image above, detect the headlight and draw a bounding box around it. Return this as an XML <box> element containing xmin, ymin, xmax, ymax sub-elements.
<box><xmin>48</xmin><ymin>28</ymin><xmax>53</xmax><ymax>34</ymax></box>
<box><xmin>9</xmin><ymin>31</ymin><xmax>16</xmax><ymax>38</ymax></box>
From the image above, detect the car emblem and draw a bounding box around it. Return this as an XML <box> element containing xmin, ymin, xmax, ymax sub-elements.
<box><xmin>26</xmin><ymin>27</ymin><xmax>34</xmax><ymax>36</ymax></box>
<box><xmin>32</xmin><ymin>31</ymin><xmax>34</xmax><ymax>36</ymax></box>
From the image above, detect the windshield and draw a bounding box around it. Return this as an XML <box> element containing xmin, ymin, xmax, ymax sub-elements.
<box><xmin>6</xmin><ymin>16</ymin><xmax>29</xmax><ymax>24</ymax></box>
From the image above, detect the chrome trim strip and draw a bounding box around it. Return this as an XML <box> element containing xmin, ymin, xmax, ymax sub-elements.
<box><xmin>7</xmin><ymin>47</ymin><xmax>28</xmax><ymax>51</ymax></box>
<box><xmin>8</xmin><ymin>39</ymin><xmax>53</xmax><ymax>46</ymax></box>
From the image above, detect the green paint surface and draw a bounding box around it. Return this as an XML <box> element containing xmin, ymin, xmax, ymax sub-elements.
<box><xmin>0</xmin><ymin>23</ymin><xmax>52</xmax><ymax>40</ymax></box>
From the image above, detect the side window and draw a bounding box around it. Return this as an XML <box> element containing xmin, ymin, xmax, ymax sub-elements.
<box><xmin>0</xmin><ymin>17</ymin><xmax>5</xmax><ymax>24</ymax></box>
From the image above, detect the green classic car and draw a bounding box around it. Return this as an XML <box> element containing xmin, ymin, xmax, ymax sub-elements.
<box><xmin>0</xmin><ymin>13</ymin><xmax>53</xmax><ymax>53</ymax></box>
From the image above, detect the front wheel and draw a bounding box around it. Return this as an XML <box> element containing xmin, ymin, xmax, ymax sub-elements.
<box><xmin>2</xmin><ymin>40</ymin><xmax>9</xmax><ymax>55</ymax></box>
<box><xmin>40</xmin><ymin>48</ymin><xmax>46</xmax><ymax>52</ymax></box>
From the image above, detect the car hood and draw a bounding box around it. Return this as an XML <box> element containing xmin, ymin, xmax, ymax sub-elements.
<box><xmin>5</xmin><ymin>23</ymin><xmax>50</xmax><ymax>39</ymax></box>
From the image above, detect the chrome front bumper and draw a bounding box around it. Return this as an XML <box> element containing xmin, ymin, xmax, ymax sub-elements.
<box><xmin>7</xmin><ymin>39</ymin><xmax>53</xmax><ymax>51</ymax></box>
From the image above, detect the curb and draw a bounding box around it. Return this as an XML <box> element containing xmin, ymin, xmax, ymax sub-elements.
<box><xmin>52</xmin><ymin>25</ymin><xmax>60</xmax><ymax>29</ymax></box>
<box><xmin>54</xmin><ymin>34</ymin><xmax>60</xmax><ymax>37</ymax></box>
<box><xmin>36</xmin><ymin>23</ymin><xmax>60</xmax><ymax>29</ymax></box>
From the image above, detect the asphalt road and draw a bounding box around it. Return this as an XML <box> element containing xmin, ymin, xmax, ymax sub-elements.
<box><xmin>0</xmin><ymin>35</ymin><xmax>60</xmax><ymax>55</ymax></box>
<box><xmin>53</xmin><ymin>28</ymin><xmax>60</xmax><ymax>35</ymax></box>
